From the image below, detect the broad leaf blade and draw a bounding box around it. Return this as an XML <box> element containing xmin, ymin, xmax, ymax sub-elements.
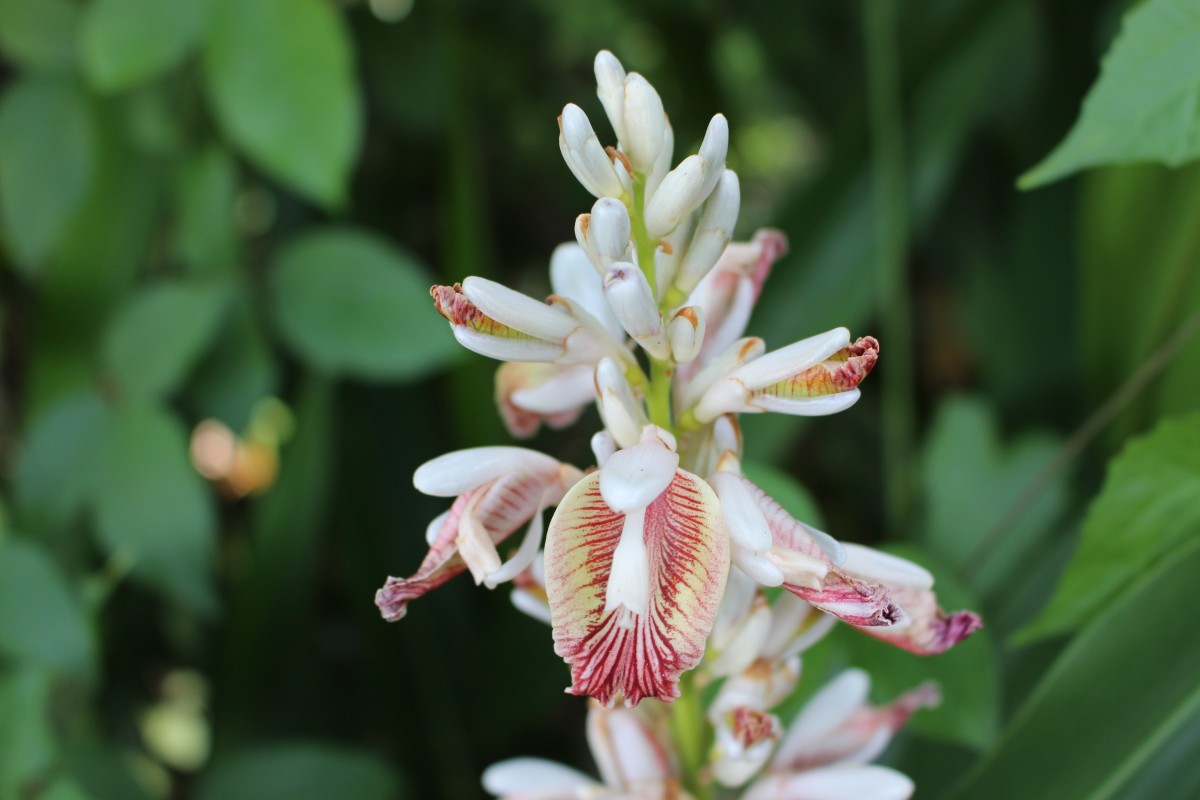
<box><xmin>268</xmin><ymin>228</ymin><xmax>459</xmax><ymax>380</ymax></box>
<box><xmin>1021</xmin><ymin>0</ymin><xmax>1200</xmax><ymax>188</ymax></box>
<box><xmin>196</xmin><ymin>744</ymin><xmax>400</xmax><ymax>800</ymax></box>
<box><xmin>80</xmin><ymin>0</ymin><xmax>208</xmax><ymax>93</ymax></box>
<box><xmin>202</xmin><ymin>0</ymin><xmax>360</xmax><ymax>207</ymax></box>
<box><xmin>1020</xmin><ymin>411</ymin><xmax>1200</xmax><ymax>641</ymax></box>
<box><xmin>945</xmin><ymin>541</ymin><xmax>1200</xmax><ymax>800</ymax></box>
<box><xmin>0</xmin><ymin>540</ymin><xmax>94</xmax><ymax>672</ymax></box>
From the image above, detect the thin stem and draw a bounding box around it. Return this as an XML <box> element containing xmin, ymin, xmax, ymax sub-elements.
<box><xmin>647</xmin><ymin>359</ymin><xmax>674</xmax><ymax>429</ymax></box>
<box><xmin>961</xmin><ymin>305</ymin><xmax>1200</xmax><ymax>581</ymax></box>
<box><xmin>631</xmin><ymin>177</ymin><xmax>658</xmax><ymax>293</ymax></box>
<box><xmin>670</xmin><ymin>670</ymin><xmax>711</xmax><ymax>799</ymax></box>
<box><xmin>864</xmin><ymin>0</ymin><xmax>916</xmax><ymax>535</ymax></box>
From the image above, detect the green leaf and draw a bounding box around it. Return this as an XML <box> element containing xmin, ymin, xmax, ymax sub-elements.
<box><xmin>0</xmin><ymin>669</ymin><xmax>56</xmax><ymax>797</ymax></box>
<box><xmin>269</xmin><ymin>228</ymin><xmax>459</xmax><ymax>380</ymax></box>
<box><xmin>101</xmin><ymin>281</ymin><xmax>230</xmax><ymax>402</ymax></box>
<box><xmin>14</xmin><ymin>390</ymin><xmax>109</xmax><ymax>533</ymax></box>
<box><xmin>741</xmin><ymin>460</ymin><xmax>825</xmax><ymax>529</ymax></box>
<box><xmin>196</xmin><ymin>744</ymin><xmax>400</xmax><ymax>800</ymax></box>
<box><xmin>94</xmin><ymin>406</ymin><xmax>218</xmax><ymax>615</ymax></box>
<box><xmin>202</xmin><ymin>0</ymin><xmax>360</xmax><ymax>207</ymax></box>
<box><xmin>945</xmin><ymin>541</ymin><xmax>1200</xmax><ymax>800</ymax></box>
<box><xmin>919</xmin><ymin>396</ymin><xmax>1066</xmax><ymax>597</ymax></box>
<box><xmin>1020</xmin><ymin>412</ymin><xmax>1200</xmax><ymax>641</ymax></box>
<box><xmin>174</xmin><ymin>145</ymin><xmax>240</xmax><ymax>275</ymax></box>
<box><xmin>1078</xmin><ymin>163</ymin><xmax>1200</xmax><ymax>429</ymax></box>
<box><xmin>80</xmin><ymin>0</ymin><xmax>208</xmax><ymax>93</ymax></box>
<box><xmin>0</xmin><ymin>77</ymin><xmax>94</xmax><ymax>273</ymax></box>
<box><xmin>836</xmin><ymin>545</ymin><xmax>999</xmax><ymax>750</ymax></box>
<box><xmin>1021</xmin><ymin>0</ymin><xmax>1200</xmax><ymax>188</ymax></box>
<box><xmin>0</xmin><ymin>541</ymin><xmax>93</xmax><ymax>672</ymax></box>
<box><xmin>0</xmin><ymin>0</ymin><xmax>78</xmax><ymax>70</ymax></box>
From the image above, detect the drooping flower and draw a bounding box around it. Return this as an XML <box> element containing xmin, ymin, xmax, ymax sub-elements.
<box><xmin>375</xmin><ymin>447</ymin><xmax>581</xmax><ymax>621</ymax></box>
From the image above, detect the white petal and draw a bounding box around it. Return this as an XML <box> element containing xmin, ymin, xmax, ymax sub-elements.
<box><xmin>733</xmin><ymin>545</ymin><xmax>785</xmax><ymax>587</ymax></box>
<box><xmin>732</xmin><ymin>328</ymin><xmax>851</xmax><ymax>390</ymax></box>
<box><xmin>841</xmin><ymin>543</ymin><xmax>935</xmax><ymax>589</ymax></box>
<box><xmin>644</xmin><ymin>154</ymin><xmax>706</xmax><ymax>238</ymax></box>
<box><xmin>550</xmin><ymin>243</ymin><xmax>624</xmax><ymax>340</ymax></box>
<box><xmin>452</xmin><ymin>326</ymin><xmax>564</xmax><ymax>363</ymax></box>
<box><xmin>560</xmin><ymin>103</ymin><xmax>624</xmax><ymax>198</ymax></box>
<box><xmin>645</xmin><ymin>117</ymin><xmax>675</xmax><ymax>201</ymax></box>
<box><xmin>604</xmin><ymin>507</ymin><xmax>650</xmax><ymax>618</ymax></box>
<box><xmin>481</xmin><ymin>758</ymin><xmax>595</xmax><ymax>797</ymax></box>
<box><xmin>681</xmin><ymin>337</ymin><xmax>764</xmax><ymax>411</ymax></box>
<box><xmin>599</xmin><ymin>438</ymin><xmax>679</xmax><ymax>512</ymax></box>
<box><xmin>510</xmin><ymin>365</ymin><xmax>596</xmax><ymax>415</ymax></box>
<box><xmin>694</xmin><ymin>376</ymin><xmax>754</xmax><ymax>424</ymax></box>
<box><xmin>709</xmin><ymin>471</ymin><xmax>772</xmax><ymax>554</ymax></box>
<box><xmin>594</xmin><ymin>50</ymin><xmax>627</xmax><ymax>142</ymax></box>
<box><xmin>588</xmin><ymin>706</ymin><xmax>672</xmax><ymax>789</ymax></box>
<box><xmin>511</xmin><ymin>587</ymin><xmax>552</xmax><ymax>626</ymax></box>
<box><xmin>621</xmin><ymin>73</ymin><xmax>666</xmax><ymax>173</ymax></box>
<box><xmin>695</xmin><ymin>114</ymin><xmax>730</xmax><ymax>201</ymax></box>
<box><xmin>675</xmin><ymin>170</ymin><xmax>740</xmax><ymax>294</ymax></box>
<box><xmin>596</xmin><ymin>357</ymin><xmax>649</xmax><ymax>450</ymax></box>
<box><xmin>765</xmin><ymin>545</ymin><xmax>829</xmax><ymax>588</ymax></box>
<box><xmin>774</xmin><ymin>669</ymin><xmax>870</xmax><ymax>768</ymax></box>
<box><xmin>745</xmin><ymin>766</ymin><xmax>914</xmax><ymax>800</ymax></box>
<box><xmin>712</xmin><ymin>414</ymin><xmax>742</xmax><ymax>460</ymax></box>
<box><xmin>697</xmin><ymin>275</ymin><xmax>757</xmax><ymax>364</ymax></box>
<box><xmin>800</xmin><ymin>522</ymin><xmax>848</xmax><ymax>565</ymax></box>
<box><xmin>752</xmin><ymin>389</ymin><xmax>862</xmax><ymax>417</ymax></box>
<box><xmin>707</xmin><ymin>597</ymin><xmax>772</xmax><ymax>678</ymax></box>
<box><xmin>588</xmin><ymin>197</ymin><xmax>632</xmax><ymax>268</ymax></box>
<box><xmin>710</xmin><ymin>566</ymin><xmax>759</xmax><ymax>649</ymax></box>
<box><xmin>667</xmin><ymin>306</ymin><xmax>705</xmax><ymax>364</ymax></box>
<box><xmin>413</xmin><ymin>447</ymin><xmax>559</xmax><ymax>496</ymax></box>
<box><xmin>462</xmin><ymin>277</ymin><xmax>578</xmax><ymax>343</ymax></box>
<box><xmin>603</xmin><ymin>263</ymin><xmax>662</xmax><ymax>338</ymax></box>
<box><xmin>484</xmin><ymin>502</ymin><xmax>547</xmax><ymax>588</ymax></box>
<box><xmin>591</xmin><ymin>430</ymin><xmax>618</xmax><ymax>467</ymax></box>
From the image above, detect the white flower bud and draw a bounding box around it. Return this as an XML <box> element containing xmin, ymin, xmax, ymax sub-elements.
<box><xmin>644</xmin><ymin>154</ymin><xmax>705</xmax><ymax>238</ymax></box>
<box><xmin>576</xmin><ymin>197</ymin><xmax>631</xmax><ymax>275</ymax></box>
<box><xmin>675</xmin><ymin>170</ymin><xmax>740</xmax><ymax>294</ymax></box>
<box><xmin>668</xmin><ymin>306</ymin><xmax>705</xmax><ymax>363</ymax></box>
<box><xmin>696</xmin><ymin>113</ymin><xmax>729</xmax><ymax>201</ymax></box>
<box><xmin>559</xmin><ymin>103</ymin><xmax>625</xmax><ymax>199</ymax></box>
<box><xmin>594</xmin><ymin>50</ymin><xmax>627</xmax><ymax>141</ymax></box>
<box><xmin>595</xmin><ymin>357</ymin><xmax>648</xmax><ymax>450</ymax></box>
<box><xmin>645</xmin><ymin>117</ymin><xmax>674</xmax><ymax>200</ymax></box>
<box><xmin>621</xmin><ymin>73</ymin><xmax>666</xmax><ymax>174</ymax></box>
<box><xmin>603</xmin><ymin>263</ymin><xmax>670</xmax><ymax>360</ymax></box>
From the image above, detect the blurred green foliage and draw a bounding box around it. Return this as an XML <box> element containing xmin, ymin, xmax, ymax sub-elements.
<box><xmin>0</xmin><ymin>0</ymin><xmax>1197</xmax><ymax>798</ymax></box>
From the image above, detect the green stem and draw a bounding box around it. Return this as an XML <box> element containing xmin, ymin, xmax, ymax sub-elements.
<box><xmin>647</xmin><ymin>359</ymin><xmax>674</xmax><ymax>430</ymax></box>
<box><xmin>631</xmin><ymin>177</ymin><xmax>658</xmax><ymax>293</ymax></box>
<box><xmin>670</xmin><ymin>670</ymin><xmax>711</xmax><ymax>799</ymax></box>
<box><xmin>864</xmin><ymin>0</ymin><xmax>915</xmax><ymax>535</ymax></box>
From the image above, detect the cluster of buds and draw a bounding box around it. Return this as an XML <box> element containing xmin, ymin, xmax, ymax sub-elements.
<box><xmin>377</xmin><ymin>50</ymin><xmax>980</xmax><ymax>798</ymax></box>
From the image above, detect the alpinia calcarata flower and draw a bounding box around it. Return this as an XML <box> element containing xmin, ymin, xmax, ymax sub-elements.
<box><xmin>379</xmin><ymin>49</ymin><xmax>981</xmax><ymax>797</ymax></box>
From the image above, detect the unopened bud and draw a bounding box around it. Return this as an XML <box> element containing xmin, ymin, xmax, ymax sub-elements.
<box><xmin>668</xmin><ymin>306</ymin><xmax>705</xmax><ymax>363</ymax></box>
<box><xmin>595</xmin><ymin>357</ymin><xmax>648</xmax><ymax>450</ymax></box>
<box><xmin>621</xmin><ymin>73</ymin><xmax>667</xmax><ymax>174</ymax></box>
<box><xmin>644</xmin><ymin>154</ymin><xmax>706</xmax><ymax>238</ymax></box>
<box><xmin>603</xmin><ymin>263</ymin><xmax>670</xmax><ymax>360</ymax></box>
<box><xmin>559</xmin><ymin>104</ymin><xmax>625</xmax><ymax>199</ymax></box>
<box><xmin>594</xmin><ymin>50</ymin><xmax>627</xmax><ymax>141</ymax></box>
<box><xmin>675</xmin><ymin>170</ymin><xmax>740</xmax><ymax>294</ymax></box>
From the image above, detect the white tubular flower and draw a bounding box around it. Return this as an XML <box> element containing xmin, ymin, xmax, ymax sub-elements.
<box><xmin>644</xmin><ymin>114</ymin><xmax>728</xmax><ymax>239</ymax></box>
<box><xmin>621</xmin><ymin>73</ymin><xmax>667</xmax><ymax>174</ymax></box>
<box><xmin>591</xmin><ymin>429</ymin><xmax>618</xmax><ymax>467</ymax></box>
<box><xmin>595</xmin><ymin>357</ymin><xmax>649</xmax><ymax>450</ymax></box>
<box><xmin>680</xmin><ymin>336</ymin><xmax>766</xmax><ymax>412</ymax></box>
<box><xmin>707</xmin><ymin>588</ymin><xmax>773</xmax><ymax>679</ymax></box>
<box><xmin>693</xmin><ymin>328</ymin><xmax>880</xmax><ymax>422</ymax></box>
<box><xmin>375</xmin><ymin>447</ymin><xmax>583</xmax><ymax>621</ymax></box>
<box><xmin>653</xmin><ymin>205</ymin><xmax>694</xmax><ymax>297</ymax></box>
<box><xmin>674</xmin><ymin>169</ymin><xmax>740</xmax><ymax>295</ymax></box>
<box><xmin>433</xmin><ymin>277</ymin><xmax>620</xmax><ymax>365</ymax></box>
<box><xmin>558</xmin><ymin>103</ymin><xmax>626</xmax><ymax>199</ymax></box>
<box><xmin>576</xmin><ymin>197</ymin><xmax>632</xmax><ymax>275</ymax></box>
<box><xmin>711</xmin><ymin>706</ymin><xmax>783</xmax><ymax>789</ymax></box>
<box><xmin>667</xmin><ymin>306</ymin><xmax>705</xmax><ymax>363</ymax></box>
<box><xmin>645</xmin><ymin>117</ymin><xmax>675</xmax><ymax>201</ymax></box>
<box><xmin>603</xmin><ymin>262</ymin><xmax>671</xmax><ymax>360</ymax></box>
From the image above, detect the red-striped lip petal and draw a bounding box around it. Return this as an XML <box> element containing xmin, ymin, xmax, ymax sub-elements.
<box><xmin>544</xmin><ymin>470</ymin><xmax>729</xmax><ymax>706</ymax></box>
